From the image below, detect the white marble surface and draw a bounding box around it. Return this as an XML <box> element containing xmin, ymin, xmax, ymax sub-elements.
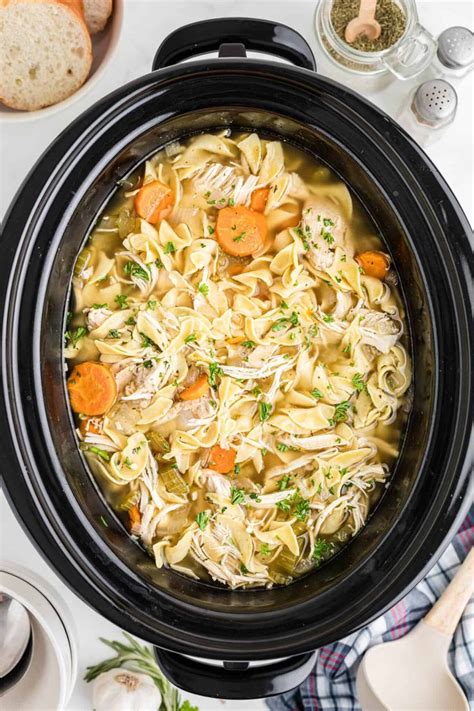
<box><xmin>0</xmin><ymin>2</ymin><xmax>472</xmax><ymax>710</ymax></box>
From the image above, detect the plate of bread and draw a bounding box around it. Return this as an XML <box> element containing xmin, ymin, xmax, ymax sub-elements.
<box><xmin>0</xmin><ymin>0</ymin><xmax>122</xmax><ymax>119</ymax></box>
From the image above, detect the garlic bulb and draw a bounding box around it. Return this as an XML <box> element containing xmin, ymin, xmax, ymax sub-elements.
<box><xmin>92</xmin><ymin>669</ymin><xmax>162</xmax><ymax>711</ymax></box>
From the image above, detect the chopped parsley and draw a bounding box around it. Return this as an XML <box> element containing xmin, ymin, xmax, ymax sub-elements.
<box><xmin>321</xmin><ymin>228</ymin><xmax>334</xmax><ymax>245</ymax></box>
<box><xmin>329</xmin><ymin>400</ymin><xmax>351</xmax><ymax>425</ymax></box>
<box><xmin>311</xmin><ymin>388</ymin><xmax>323</xmax><ymax>399</ymax></box>
<box><xmin>230</xmin><ymin>487</ymin><xmax>245</xmax><ymax>505</ymax></box>
<box><xmin>198</xmin><ymin>282</ymin><xmax>209</xmax><ymax>296</ymax></box>
<box><xmin>164</xmin><ymin>241</ymin><xmax>176</xmax><ymax>254</ymax></box>
<box><xmin>260</xmin><ymin>544</ymin><xmax>271</xmax><ymax>556</ymax></box>
<box><xmin>91</xmin><ymin>303</ymin><xmax>107</xmax><ymax>309</ymax></box>
<box><xmin>196</xmin><ymin>511</ymin><xmax>210</xmax><ymax>531</ymax></box>
<box><xmin>312</xmin><ymin>538</ymin><xmax>335</xmax><ymax>566</ymax></box>
<box><xmin>208</xmin><ymin>361</ymin><xmax>223</xmax><ymax>388</ymax></box>
<box><xmin>242</xmin><ymin>340</ymin><xmax>256</xmax><ymax>349</ymax></box>
<box><xmin>276</xmin><ymin>442</ymin><xmax>289</xmax><ymax>453</ymax></box>
<box><xmin>140</xmin><ymin>332</ymin><xmax>153</xmax><ymax>348</ymax></box>
<box><xmin>258</xmin><ymin>401</ymin><xmax>272</xmax><ymax>422</ymax></box>
<box><xmin>143</xmin><ymin>359</ymin><xmax>153</xmax><ymax>369</ymax></box>
<box><xmin>147</xmin><ymin>299</ymin><xmax>157</xmax><ymax>310</ymax></box>
<box><xmin>276</xmin><ymin>497</ymin><xmax>292</xmax><ymax>513</ymax></box>
<box><xmin>233</xmin><ymin>231</ymin><xmax>246</xmax><ymax>243</ymax></box>
<box><xmin>322</xmin><ymin>314</ymin><xmax>334</xmax><ymax>323</ymax></box>
<box><xmin>208</xmin><ymin>225</ymin><xmax>215</xmax><ymax>235</ymax></box>
<box><xmin>233</xmin><ymin>463</ymin><xmax>241</xmax><ymax>475</ymax></box>
<box><xmin>278</xmin><ymin>474</ymin><xmax>291</xmax><ymax>491</ymax></box>
<box><xmin>271</xmin><ymin>311</ymin><xmax>299</xmax><ymax>332</ymax></box>
<box><xmin>123</xmin><ymin>261</ymin><xmax>149</xmax><ymax>281</ymax></box>
<box><xmin>184</xmin><ymin>333</ymin><xmax>197</xmax><ymax>344</ymax></box>
<box><xmin>294</xmin><ymin>498</ymin><xmax>310</xmax><ymax>521</ymax></box>
<box><xmin>342</xmin><ymin>343</ymin><xmax>351</xmax><ymax>354</ymax></box>
<box><xmin>107</xmin><ymin>329</ymin><xmax>120</xmax><ymax>339</ymax></box>
<box><xmin>352</xmin><ymin>372</ymin><xmax>367</xmax><ymax>392</ymax></box>
<box><xmin>64</xmin><ymin>326</ymin><xmax>87</xmax><ymax>348</ymax></box>
<box><xmin>115</xmin><ymin>294</ymin><xmax>128</xmax><ymax>309</ymax></box>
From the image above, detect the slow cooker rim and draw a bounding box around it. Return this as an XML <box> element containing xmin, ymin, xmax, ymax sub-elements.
<box><xmin>1</xmin><ymin>59</ymin><xmax>473</xmax><ymax>658</ymax></box>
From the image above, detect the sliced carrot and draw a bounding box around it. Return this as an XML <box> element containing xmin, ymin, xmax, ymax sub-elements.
<box><xmin>180</xmin><ymin>373</ymin><xmax>209</xmax><ymax>401</ymax></box>
<box><xmin>134</xmin><ymin>180</ymin><xmax>173</xmax><ymax>224</ymax></box>
<box><xmin>208</xmin><ymin>445</ymin><xmax>236</xmax><ymax>474</ymax></box>
<box><xmin>79</xmin><ymin>417</ymin><xmax>102</xmax><ymax>438</ymax></box>
<box><xmin>129</xmin><ymin>504</ymin><xmax>141</xmax><ymax>527</ymax></box>
<box><xmin>67</xmin><ymin>362</ymin><xmax>117</xmax><ymax>416</ymax></box>
<box><xmin>356</xmin><ymin>250</ymin><xmax>390</xmax><ymax>280</ymax></box>
<box><xmin>216</xmin><ymin>205</ymin><xmax>267</xmax><ymax>257</ymax></box>
<box><xmin>250</xmin><ymin>187</ymin><xmax>270</xmax><ymax>213</ymax></box>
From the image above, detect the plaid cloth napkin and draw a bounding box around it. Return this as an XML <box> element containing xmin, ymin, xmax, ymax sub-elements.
<box><xmin>268</xmin><ymin>508</ymin><xmax>474</xmax><ymax>711</ymax></box>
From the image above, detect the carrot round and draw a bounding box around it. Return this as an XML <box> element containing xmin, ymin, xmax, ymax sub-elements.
<box><xmin>216</xmin><ymin>205</ymin><xmax>267</xmax><ymax>257</ymax></box>
<box><xmin>67</xmin><ymin>362</ymin><xmax>117</xmax><ymax>416</ymax></box>
<box><xmin>180</xmin><ymin>373</ymin><xmax>209</xmax><ymax>401</ymax></box>
<box><xmin>134</xmin><ymin>180</ymin><xmax>173</xmax><ymax>224</ymax></box>
<box><xmin>208</xmin><ymin>445</ymin><xmax>236</xmax><ymax>474</ymax></box>
<box><xmin>356</xmin><ymin>251</ymin><xmax>390</xmax><ymax>280</ymax></box>
<box><xmin>79</xmin><ymin>417</ymin><xmax>102</xmax><ymax>438</ymax></box>
<box><xmin>250</xmin><ymin>187</ymin><xmax>270</xmax><ymax>213</ymax></box>
<box><xmin>129</xmin><ymin>504</ymin><xmax>141</xmax><ymax>527</ymax></box>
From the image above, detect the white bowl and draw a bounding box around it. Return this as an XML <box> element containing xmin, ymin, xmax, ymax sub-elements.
<box><xmin>0</xmin><ymin>0</ymin><xmax>123</xmax><ymax>123</ymax></box>
<box><xmin>0</xmin><ymin>564</ymin><xmax>77</xmax><ymax>709</ymax></box>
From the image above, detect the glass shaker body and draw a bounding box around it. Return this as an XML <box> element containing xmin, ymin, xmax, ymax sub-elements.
<box><xmin>396</xmin><ymin>79</ymin><xmax>458</xmax><ymax>147</ymax></box>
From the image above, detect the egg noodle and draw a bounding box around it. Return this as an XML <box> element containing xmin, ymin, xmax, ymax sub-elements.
<box><xmin>66</xmin><ymin>131</ymin><xmax>411</xmax><ymax>588</ymax></box>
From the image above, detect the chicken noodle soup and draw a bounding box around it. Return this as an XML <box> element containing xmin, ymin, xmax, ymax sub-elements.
<box><xmin>66</xmin><ymin>131</ymin><xmax>412</xmax><ymax>588</ymax></box>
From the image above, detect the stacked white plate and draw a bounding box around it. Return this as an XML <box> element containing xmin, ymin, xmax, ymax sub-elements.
<box><xmin>0</xmin><ymin>562</ymin><xmax>77</xmax><ymax>710</ymax></box>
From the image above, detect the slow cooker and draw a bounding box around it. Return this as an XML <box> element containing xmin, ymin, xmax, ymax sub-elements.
<box><xmin>1</xmin><ymin>18</ymin><xmax>472</xmax><ymax>700</ymax></box>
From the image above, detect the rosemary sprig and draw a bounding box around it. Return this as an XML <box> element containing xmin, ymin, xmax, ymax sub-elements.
<box><xmin>84</xmin><ymin>633</ymin><xmax>198</xmax><ymax>711</ymax></box>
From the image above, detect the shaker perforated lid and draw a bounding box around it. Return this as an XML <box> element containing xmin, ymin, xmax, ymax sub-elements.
<box><xmin>413</xmin><ymin>80</ymin><xmax>457</xmax><ymax>126</ymax></box>
<box><xmin>437</xmin><ymin>26</ymin><xmax>474</xmax><ymax>69</ymax></box>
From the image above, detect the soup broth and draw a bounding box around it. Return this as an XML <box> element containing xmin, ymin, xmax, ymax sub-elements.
<box><xmin>65</xmin><ymin>131</ymin><xmax>411</xmax><ymax>588</ymax></box>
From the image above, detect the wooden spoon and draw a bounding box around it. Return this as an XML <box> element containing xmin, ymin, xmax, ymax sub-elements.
<box><xmin>356</xmin><ymin>547</ymin><xmax>474</xmax><ymax>710</ymax></box>
<box><xmin>345</xmin><ymin>0</ymin><xmax>381</xmax><ymax>43</ymax></box>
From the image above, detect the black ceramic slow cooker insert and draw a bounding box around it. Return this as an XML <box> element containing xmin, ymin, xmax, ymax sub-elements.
<box><xmin>1</xmin><ymin>19</ymin><xmax>473</xmax><ymax>700</ymax></box>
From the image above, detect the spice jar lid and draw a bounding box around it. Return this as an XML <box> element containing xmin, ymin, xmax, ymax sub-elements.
<box><xmin>413</xmin><ymin>79</ymin><xmax>457</xmax><ymax>126</ymax></box>
<box><xmin>437</xmin><ymin>27</ymin><xmax>474</xmax><ymax>69</ymax></box>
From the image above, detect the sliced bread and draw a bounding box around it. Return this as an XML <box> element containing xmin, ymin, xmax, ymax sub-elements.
<box><xmin>82</xmin><ymin>0</ymin><xmax>112</xmax><ymax>34</ymax></box>
<box><xmin>0</xmin><ymin>0</ymin><xmax>92</xmax><ymax>111</ymax></box>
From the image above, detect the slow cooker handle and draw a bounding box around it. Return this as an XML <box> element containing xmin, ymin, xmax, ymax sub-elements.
<box><xmin>154</xmin><ymin>648</ymin><xmax>317</xmax><ymax>699</ymax></box>
<box><xmin>152</xmin><ymin>18</ymin><xmax>316</xmax><ymax>71</ymax></box>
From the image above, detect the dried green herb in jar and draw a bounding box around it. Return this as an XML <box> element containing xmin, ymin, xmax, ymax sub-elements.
<box><xmin>331</xmin><ymin>0</ymin><xmax>407</xmax><ymax>52</ymax></box>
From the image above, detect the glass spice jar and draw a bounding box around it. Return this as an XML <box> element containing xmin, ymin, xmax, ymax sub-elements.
<box><xmin>314</xmin><ymin>0</ymin><xmax>437</xmax><ymax>79</ymax></box>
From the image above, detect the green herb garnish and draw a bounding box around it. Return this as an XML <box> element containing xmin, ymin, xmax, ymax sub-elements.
<box><xmin>312</xmin><ymin>538</ymin><xmax>335</xmax><ymax>566</ymax></box>
<box><xmin>64</xmin><ymin>326</ymin><xmax>87</xmax><ymax>348</ymax></box>
<box><xmin>352</xmin><ymin>372</ymin><xmax>367</xmax><ymax>392</ymax></box>
<box><xmin>258</xmin><ymin>401</ymin><xmax>272</xmax><ymax>422</ymax></box>
<box><xmin>123</xmin><ymin>261</ymin><xmax>149</xmax><ymax>281</ymax></box>
<box><xmin>114</xmin><ymin>294</ymin><xmax>128</xmax><ymax>309</ymax></box>
<box><xmin>196</xmin><ymin>511</ymin><xmax>210</xmax><ymax>531</ymax></box>
<box><xmin>230</xmin><ymin>487</ymin><xmax>245</xmax><ymax>505</ymax></box>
